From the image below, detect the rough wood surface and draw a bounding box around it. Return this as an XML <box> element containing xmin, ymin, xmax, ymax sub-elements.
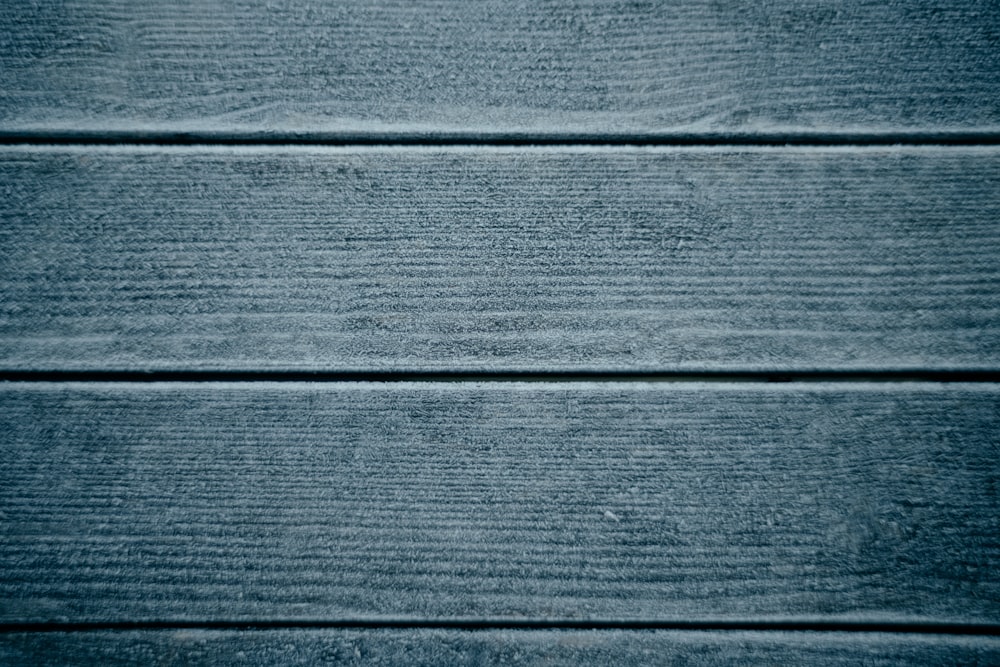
<box><xmin>2</xmin><ymin>383</ymin><xmax>997</xmax><ymax>622</ymax></box>
<box><xmin>2</xmin><ymin>629</ymin><xmax>998</xmax><ymax>666</ymax></box>
<box><xmin>2</xmin><ymin>146</ymin><xmax>998</xmax><ymax>372</ymax></box>
<box><xmin>1</xmin><ymin>1</ymin><xmax>997</xmax><ymax>135</ymax></box>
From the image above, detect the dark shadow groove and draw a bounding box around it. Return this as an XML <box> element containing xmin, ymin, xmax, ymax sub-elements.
<box><xmin>1</xmin><ymin>619</ymin><xmax>998</xmax><ymax>636</ymax></box>
<box><xmin>2</xmin><ymin>130</ymin><xmax>1000</xmax><ymax>147</ymax></box>
<box><xmin>1</xmin><ymin>369</ymin><xmax>999</xmax><ymax>384</ymax></box>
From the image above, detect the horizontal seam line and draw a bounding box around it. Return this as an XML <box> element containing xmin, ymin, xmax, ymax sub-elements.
<box><xmin>2</xmin><ymin>131</ymin><xmax>1000</xmax><ymax>147</ymax></box>
<box><xmin>2</xmin><ymin>370</ymin><xmax>1000</xmax><ymax>383</ymax></box>
<box><xmin>2</xmin><ymin>620</ymin><xmax>998</xmax><ymax>635</ymax></box>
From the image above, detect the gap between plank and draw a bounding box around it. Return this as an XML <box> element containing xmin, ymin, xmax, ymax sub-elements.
<box><xmin>2</xmin><ymin>370</ymin><xmax>999</xmax><ymax>384</ymax></box>
<box><xmin>2</xmin><ymin>130</ymin><xmax>1000</xmax><ymax>147</ymax></box>
<box><xmin>2</xmin><ymin>619</ymin><xmax>998</xmax><ymax>636</ymax></box>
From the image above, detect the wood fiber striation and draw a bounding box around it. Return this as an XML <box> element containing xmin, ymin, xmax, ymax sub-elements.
<box><xmin>1</xmin><ymin>383</ymin><xmax>997</xmax><ymax>622</ymax></box>
<box><xmin>1</xmin><ymin>147</ymin><xmax>998</xmax><ymax>371</ymax></box>
<box><xmin>1</xmin><ymin>1</ymin><xmax>998</xmax><ymax>135</ymax></box>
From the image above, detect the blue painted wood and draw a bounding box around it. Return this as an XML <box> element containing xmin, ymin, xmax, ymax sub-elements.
<box><xmin>2</xmin><ymin>146</ymin><xmax>998</xmax><ymax>372</ymax></box>
<box><xmin>2</xmin><ymin>383</ymin><xmax>997</xmax><ymax>623</ymax></box>
<box><xmin>2</xmin><ymin>2</ymin><xmax>997</xmax><ymax>659</ymax></box>
<box><xmin>2</xmin><ymin>629</ymin><xmax>999</xmax><ymax>666</ymax></box>
<box><xmin>0</xmin><ymin>1</ymin><xmax>997</xmax><ymax>135</ymax></box>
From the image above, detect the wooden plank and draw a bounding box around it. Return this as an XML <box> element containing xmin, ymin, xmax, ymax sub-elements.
<box><xmin>2</xmin><ymin>146</ymin><xmax>999</xmax><ymax>372</ymax></box>
<box><xmin>1</xmin><ymin>382</ymin><xmax>997</xmax><ymax>622</ymax></box>
<box><xmin>2</xmin><ymin>629</ymin><xmax>999</xmax><ymax>666</ymax></box>
<box><xmin>0</xmin><ymin>1</ymin><xmax>997</xmax><ymax>136</ymax></box>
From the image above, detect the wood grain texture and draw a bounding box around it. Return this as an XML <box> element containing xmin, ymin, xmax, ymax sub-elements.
<box><xmin>0</xmin><ymin>1</ymin><xmax>998</xmax><ymax>135</ymax></box>
<box><xmin>2</xmin><ymin>146</ymin><xmax>999</xmax><ymax>371</ymax></box>
<box><xmin>2</xmin><ymin>629</ymin><xmax>999</xmax><ymax>666</ymax></box>
<box><xmin>2</xmin><ymin>383</ymin><xmax>997</xmax><ymax>622</ymax></box>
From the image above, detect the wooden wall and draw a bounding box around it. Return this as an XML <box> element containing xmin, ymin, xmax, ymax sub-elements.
<box><xmin>1</xmin><ymin>1</ymin><xmax>998</xmax><ymax>663</ymax></box>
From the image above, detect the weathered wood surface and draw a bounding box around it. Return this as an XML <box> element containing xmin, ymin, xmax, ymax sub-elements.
<box><xmin>2</xmin><ymin>146</ymin><xmax>999</xmax><ymax>372</ymax></box>
<box><xmin>2</xmin><ymin>383</ymin><xmax>997</xmax><ymax>623</ymax></box>
<box><xmin>1</xmin><ymin>1</ymin><xmax>997</xmax><ymax>136</ymax></box>
<box><xmin>2</xmin><ymin>629</ymin><xmax>999</xmax><ymax>666</ymax></box>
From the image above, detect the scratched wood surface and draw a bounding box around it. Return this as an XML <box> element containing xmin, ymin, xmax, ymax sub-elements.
<box><xmin>2</xmin><ymin>146</ymin><xmax>999</xmax><ymax>372</ymax></box>
<box><xmin>2</xmin><ymin>383</ymin><xmax>997</xmax><ymax>623</ymax></box>
<box><xmin>2</xmin><ymin>629</ymin><xmax>999</xmax><ymax>666</ymax></box>
<box><xmin>0</xmin><ymin>1</ymin><xmax>998</xmax><ymax>136</ymax></box>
